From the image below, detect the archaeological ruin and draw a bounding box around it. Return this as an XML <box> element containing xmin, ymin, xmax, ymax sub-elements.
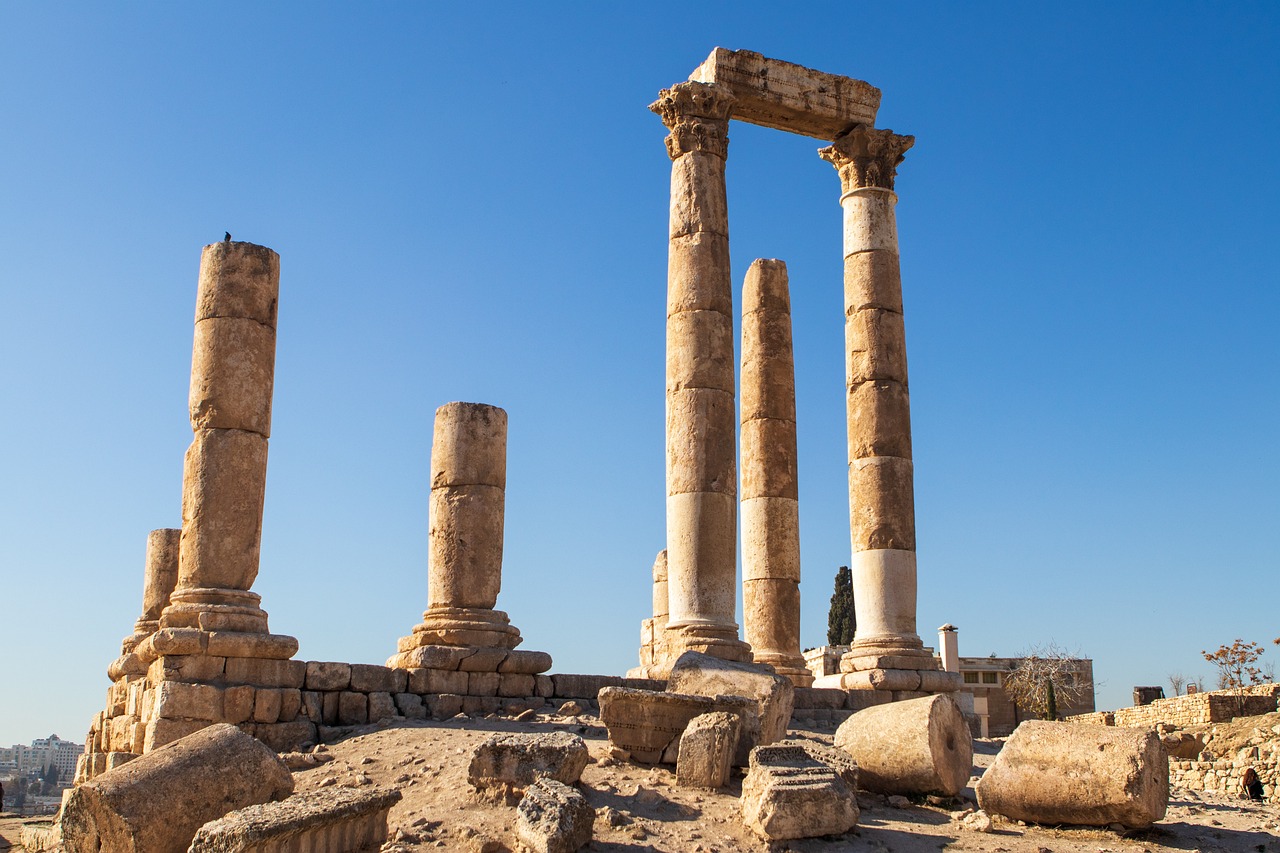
<box><xmin>46</xmin><ymin>45</ymin><xmax>1274</xmax><ymax>853</ymax></box>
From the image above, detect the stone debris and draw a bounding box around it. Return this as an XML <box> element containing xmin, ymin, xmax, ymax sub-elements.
<box><xmin>61</xmin><ymin>724</ymin><xmax>294</xmax><ymax>853</ymax></box>
<box><xmin>976</xmin><ymin>720</ymin><xmax>1169</xmax><ymax>828</ymax></box>
<box><xmin>834</xmin><ymin>693</ymin><xmax>972</xmax><ymax>795</ymax></box>
<box><xmin>740</xmin><ymin>743</ymin><xmax>858</xmax><ymax>841</ymax></box>
<box><xmin>675</xmin><ymin>711</ymin><xmax>741</xmax><ymax>789</ymax></box>
<box><xmin>666</xmin><ymin>651</ymin><xmax>795</xmax><ymax>756</ymax></box>
<box><xmin>961</xmin><ymin>809</ymin><xmax>993</xmax><ymax>832</ymax></box>
<box><xmin>514</xmin><ymin>778</ymin><xmax>595</xmax><ymax>853</ymax></box>
<box><xmin>467</xmin><ymin>731</ymin><xmax>589</xmax><ymax>790</ymax></box>
<box><xmin>188</xmin><ymin>787</ymin><xmax>401</xmax><ymax>853</ymax></box>
<box><xmin>598</xmin><ymin>686</ymin><xmax>755</xmax><ymax>764</ymax></box>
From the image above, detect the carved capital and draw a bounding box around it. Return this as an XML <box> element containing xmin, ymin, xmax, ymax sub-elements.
<box><xmin>650</xmin><ymin>81</ymin><xmax>736</xmax><ymax>160</ymax></box>
<box><xmin>820</xmin><ymin>125</ymin><xmax>914</xmax><ymax>191</ymax></box>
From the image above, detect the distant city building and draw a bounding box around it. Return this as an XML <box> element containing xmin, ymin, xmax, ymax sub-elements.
<box><xmin>2</xmin><ymin>735</ymin><xmax>84</xmax><ymax>781</ymax></box>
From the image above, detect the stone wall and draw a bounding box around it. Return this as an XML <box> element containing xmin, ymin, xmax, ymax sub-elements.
<box><xmin>81</xmin><ymin>663</ymin><xmax>883</xmax><ymax>779</ymax></box>
<box><xmin>1170</xmin><ymin>750</ymin><xmax>1278</xmax><ymax>804</ymax></box>
<box><xmin>1067</xmin><ymin>684</ymin><xmax>1280</xmax><ymax>729</ymax></box>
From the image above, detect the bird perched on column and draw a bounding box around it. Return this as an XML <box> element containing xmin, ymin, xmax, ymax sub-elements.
<box><xmin>224</xmin><ymin>231</ymin><xmax>232</xmax><ymax>242</ymax></box>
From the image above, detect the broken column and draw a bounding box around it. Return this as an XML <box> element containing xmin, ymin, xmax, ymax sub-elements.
<box><xmin>629</xmin><ymin>550</ymin><xmax>670</xmax><ymax>678</ymax></box>
<box><xmin>109</xmin><ymin>529</ymin><xmax>181</xmax><ymax>679</ymax></box>
<box><xmin>388</xmin><ymin>402</ymin><xmax>550</xmax><ymax>675</ymax></box>
<box><xmin>652</xmin><ymin>79</ymin><xmax>750</xmax><ymax>669</ymax></box>
<box><xmin>156</xmin><ymin>240</ymin><xmax>295</xmax><ymax>651</ymax></box>
<box><xmin>833</xmin><ymin>694</ymin><xmax>972</xmax><ymax>796</ymax></box>
<box><xmin>818</xmin><ymin>127</ymin><xmax>956</xmax><ymax>692</ymax></box>
<box><xmin>124</xmin><ymin>241</ymin><xmax>309</xmax><ymax>754</ymax></box>
<box><xmin>740</xmin><ymin>259</ymin><xmax>809</xmax><ymax>687</ymax></box>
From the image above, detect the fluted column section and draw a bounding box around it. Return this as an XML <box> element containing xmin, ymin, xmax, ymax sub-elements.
<box><xmin>740</xmin><ymin>259</ymin><xmax>811</xmax><ymax>686</ymax></box>
<box><xmin>651</xmin><ymin>81</ymin><xmax>750</xmax><ymax>665</ymax></box>
<box><xmin>820</xmin><ymin>126</ymin><xmax>932</xmax><ymax>668</ymax></box>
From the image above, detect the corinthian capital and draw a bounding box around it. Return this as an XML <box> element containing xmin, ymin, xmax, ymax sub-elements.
<box><xmin>650</xmin><ymin>81</ymin><xmax>736</xmax><ymax>160</ymax></box>
<box><xmin>819</xmin><ymin>125</ymin><xmax>914</xmax><ymax>191</ymax></box>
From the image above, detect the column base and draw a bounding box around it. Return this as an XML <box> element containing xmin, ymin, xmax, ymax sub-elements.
<box><xmin>135</xmin><ymin>626</ymin><xmax>299</xmax><ymax>664</ymax></box>
<box><xmin>751</xmin><ymin>651</ymin><xmax>814</xmax><ymax>688</ymax></box>
<box><xmin>814</xmin><ymin>668</ymin><xmax>962</xmax><ymax>694</ymax></box>
<box><xmin>161</xmin><ymin>588</ymin><xmax>272</xmax><ymax>634</ymax></box>
<box><xmin>662</xmin><ymin>622</ymin><xmax>752</xmax><ymax>666</ymax></box>
<box><xmin>397</xmin><ymin>605</ymin><xmax>523</xmax><ymax>651</ymax></box>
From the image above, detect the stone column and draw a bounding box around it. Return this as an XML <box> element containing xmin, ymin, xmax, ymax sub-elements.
<box><xmin>157</xmin><ymin>241</ymin><xmax>296</xmax><ymax>659</ymax></box>
<box><xmin>628</xmin><ymin>550</ymin><xmax>669</xmax><ymax>677</ymax></box>
<box><xmin>740</xmin><ymin>259</ymin><xmax>810</xmax><ymax>686</ymax></box>
<box><xmin>820</xmin><ymin>127</ymin><xmax>949</xmax><ymax>690</ymax></box>
<box><xmin>651</xmin><ymin>80</ymin><xmax>750</xmax><ymax>667</ymax></box>
<box><xmin>108</xmin><ymin>529</ymin><xmax>181</xmax><ymax>680</ymax></box>
<box><xmin>389</xmin><ymin>403</ymin><xmax>550</xmax><ymax>674</ymax></box>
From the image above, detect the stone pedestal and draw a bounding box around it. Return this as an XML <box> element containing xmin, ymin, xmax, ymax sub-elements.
<box><xmin>389</xmin><ymin>402</ymin><xmax>550</xmax><ymax>674</ymax></box>
<box><xmin>108</xmin><ymin>528</ymin><xmax>181</xmax><ymax>681</ymax></box>
<box><xmin>652</xmin><ymin>80</ymin><xmax>750</xmax><ymax>668</ymax></box>
<box><xmin>740</xmin><ymin>259</ymin><xmax>810</xmax><ymax>686</ymax></box>
<box><xmin>819</xmin><ymin>127</ymin><xmax>955</xmax><ymax>693</ymax></box>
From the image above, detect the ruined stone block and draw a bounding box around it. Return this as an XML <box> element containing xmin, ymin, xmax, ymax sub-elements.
<box><xmin>224</xmin><ymin>657</ymin><xmax>305</xmax><ymax>689</ymax></box>
<box><xmin>337</xmin><ymin>692</ymin><xmax>367</xmax><ymax>726</ymax></box>
<box><xmin>188</xmin><ymin>787</ymin><xmax>400</xmax><ymax>853</ymax></box>
<box><xmin>469</xmin><ymin>732</ymin><xmax>589</xmax><ymax>790</ymax></box>
<box><xmin>350</xmin><ymin>664</ymin><xmax>406</xmax><ymax>694</ymax></box>
<box><xmin>514</xmin><ymin>778</ymin><xmax>594</xmax><ymax>853</ymax></box>
<box><xmin>666</xmin><ymin>651</ymin><xmax>794</xmax><ymax>749</ymax></box>
<box><xmin>598</xmin><ymin>686</ymin><xmax>756</xmax><ymax>764</ymax></box>
<box><xmin>153</xmin><ymin>682</ymin><xmax>223</xmax><ymax>721</ymax></box>
<box><xmin>367</xmin><ymin>692</ymin><xmax>398</xmax><ymax>722</ymax></box>
<box><xmin>304</xmin><ymin>661</ymin><xmax>351</xmax><ymax>691</ymax></box>
<box><xmin>223</xmin><ymin>685</ymin><xmax>256</xmax><ymax>724</ymax></box>
<box><xmin>252</xmin><ymin>688</ymin><xmax>282</xmax><ymax>723</ymax></box>
<box><xmin>676</xmin><ymin>712</ymin><xmax>740</xmax><ymax>789</ymax></box>
<box><xmin>408</xmin><ymin>667</ymin><xmax>468</xmax><ymax>695</ymax></box>
<box><xmin>740</xmin><ymin>744</ymin><xmax>859</xmax><ymax>841</ymax></box>
<box><xmin>394</xmin><ymin>693</ymin><xmax>426</xmax><ymax>719</ymax></box>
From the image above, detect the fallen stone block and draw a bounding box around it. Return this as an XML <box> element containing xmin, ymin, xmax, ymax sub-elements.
<box><xmin>740</xmin><ymin>743</ymin><xmax>859</xmax><ymax>841</ymax></box>
<box><xmin>188</xmin><ymin>787</ymin><xmax>401</xmax><ymax>853</ymax></box>
<box><xmin>468</xmin><ymin>731</ymin><xmax>589</xmax><ymax>789</ymax></box>
<box><xmin>676</xmin><ymin>712</ymin><xmax>741</xmax><ymax>789</ymax></box>
<box><xmin>666</xmin><ymin>650</ymin><xmax>795</xmax><ymax>747</ymax></box>
<box><xmin>598</xmin><ymin>686</ymin><xmax>756</xmax><ymax>764</ymax></box>
<box><xmin>514</xmin><ymin>778</ymin><xmax>594</xmax><ymax>853</ymax></box>
<box><xmin>834</xmin><ymin>693</ymin><xmax>972</xmax><ymax>795</ymax></box>
<box><xmin>1161</xmin><ymin>731</ymin><xmax>1205</xmax><ymax>759</ymax></box>
<box><xmin>61</xmin><ymin>723</ymin><xmax>294</xmax><ymax>853</ymax></box>
<box><xmin>976</xmin><ymin>720</ymin><xmax>1168</xmax><ymax>829</ymax></box>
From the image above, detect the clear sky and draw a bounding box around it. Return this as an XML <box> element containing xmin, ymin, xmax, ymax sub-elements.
<box><xmin>1</xmin><ymin>3</ymin><xmax>1276</xmax><ymax>746</ymax></box>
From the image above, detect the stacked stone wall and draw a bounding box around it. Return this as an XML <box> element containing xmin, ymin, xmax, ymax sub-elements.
<box><xmin>83</xmin><ymin>664</ymin><xmax>872</xmax><ymax>777</ymax></box>
<box><xmin>1067</xmin><ymin>684</ymin><xmax>1279</xmax><ymax>729</ymax></box>
<box><xmin>1170</xmin><ymin>748</ymin><xmax>1279</xmax><ymax>804</ymax></box>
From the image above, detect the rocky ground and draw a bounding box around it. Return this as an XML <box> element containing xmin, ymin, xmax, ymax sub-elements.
<box><xmin>1</xmin><ymin>712</ymin><xmax>1277</xmax><ymax>853</ymax></box>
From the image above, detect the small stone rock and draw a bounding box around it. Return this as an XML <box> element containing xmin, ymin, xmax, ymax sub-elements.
<box><xmin>558</xmin><ymin>700</ymin><xmax>586</xmax><ymax>716</ymax></box>
<box><xmin>961</xmin><ymin>810</ymin><xmax>993</xmax><ymax>832</ymax></box>
<box><xmin>514</xmin><ymin>778</ymin><xmax>595</xmax><ymax>853</ymax></box>
<box><xmin>888</xmin><ymin>795</ymin><xmax>911</xmax><ymax>808</ymax></box>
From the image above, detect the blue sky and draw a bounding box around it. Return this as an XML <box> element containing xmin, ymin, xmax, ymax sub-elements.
<box><xmin>1</xmin><ymin>3</ymin><xmax>1276</xmax><ymax>745</ymax></box>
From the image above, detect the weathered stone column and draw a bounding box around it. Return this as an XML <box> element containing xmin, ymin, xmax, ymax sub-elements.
<box><xmin>740</xmin><ymin>259</ymin><xmax>810</xmax><ymax>686</ymax></box>
<box><xmin>628</xmin><ymin>550</ymin><xmax>669</xmax><ymax>677</ymax></box>
<box><xmin>651</xmin><ymin>81</ymin><xmax>750</xmax><ymax>668</ymax></box>
<box><xmin>819</xmin><ymin>127</ymin><xmax>953</xmax><ymax>693</ymax></box>
<box><xmin>108</xmin><ymin>529</ymin><xmax>181</xmax><ymax>680</ymax></box>
<box><xmin>389</xmin><ymin>402</ymin><xmax>550</xmax><ymax>674</ymax></box>
<box><xmin>156</xmin><ymin>241</ymin><xmax>295</xmax><ymax>658</ymax></box>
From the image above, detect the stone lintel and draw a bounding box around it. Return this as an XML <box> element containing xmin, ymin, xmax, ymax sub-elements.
<box><xmin>688</xmin><ymin>47</ymin><xmax>880</xmax><ymax>140</ymax></box>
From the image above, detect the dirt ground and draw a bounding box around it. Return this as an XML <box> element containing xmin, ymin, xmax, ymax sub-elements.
<box><xmin>2</xmin><ymin>712</ymin><xmax>1276</xmax><ymax>853</ymax></box>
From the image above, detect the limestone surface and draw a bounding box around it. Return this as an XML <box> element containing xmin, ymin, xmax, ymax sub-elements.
<box><xmin>514</xmin><ymin>778</ymin><xmax>594</xmax><ymax>853</ymax></box>
<box><xmin>976</xmin><ymin>720</ymin><xmax>1169</xmax><ymax>829</ymax></box>
<box><xmin>61</xmin><ymin>724</ymin><xmax>293</xmax><ymax>853</ymax></box>
<box><xmin>740</xmin><ymin>743</ymin><xmax>859</xmax><ymax>841</ymax></box>
<box><xmin>188</xmin><ymin>787</ymin><xmax>401</xmax><ymax>853</ymax></box>
<box><xmin>467</xmin><ymin>731</ymin><xmax>589</xmax><ymax>790</ymax></box>
<box><xmin>598</xmin><ymin>686</ymin><xmax>756</xmax><ymax>764</ymax></box>
<box><xmin>675</xmin><ymin>712</ymin><xmax>741</xmax><ymax>789</ymax></box>
<box><xmin>834</xmin><ymin>694</ymin><xmax>972</xmax><ymax>795</ymax></box>
<box><xmin>665</xmin><ymin>651</ymin><xmax>794</xmax><ymax>753</ymax></box>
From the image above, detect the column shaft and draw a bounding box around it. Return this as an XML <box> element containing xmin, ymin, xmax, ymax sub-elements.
<box><xmin>652</xmin><ymin>81</ymin><xmax>750</xmax><ymax>665</ymax></box>
<box><xmin>162</xmin><ymin>241</ymin><xmax>281</xmax><ymax>637</ymax></box>
<box><xmin>739</xmin><ymin>259</ymin><xmax>810</xmax><ymax>686</ymax></box>
<box><xmin>820</xmin><ymin>127</ymin><xmax>931</xmax><ymax>666</ymax></box>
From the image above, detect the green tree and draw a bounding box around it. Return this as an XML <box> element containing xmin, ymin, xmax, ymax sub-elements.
<box><xmin>827</xmin><ymin>565</ymin><xmax>855</xmax><ymax>646</ymax></box>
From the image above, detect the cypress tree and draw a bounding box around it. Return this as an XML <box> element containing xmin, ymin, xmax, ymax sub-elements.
<box><xmin>827</xmin><ymin>565</ymin><xmax>855</xmax><ymax>646</ymax></box>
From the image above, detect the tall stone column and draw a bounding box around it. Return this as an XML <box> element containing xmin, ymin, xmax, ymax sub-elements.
<box><xmin>651</xmin><ymin>81</ymin><xmax>750</xmax><ymax>667</ymax></box>
<box><xmin>156</xmin><ymin>241</ymin><xmax>296</xmax><ymax>659</ymax></box>
<box><xmin>740</xmin><ymin>259</ymin><xmax>811</xmax><ymax>686</ymax></box>
<box><xmin>820</xmin><ymin>127</ymin><xmax>952</xmax><ymax>692</ymax></box>
<box><xmin>628</xmin><ymin>550</ymin><xmax>669</xmax><ymax>678</ymax></box>
<box><xmin>389</xmin><ymin>402</ymin><xmax>550</xmax><ymax>674</ymax></box>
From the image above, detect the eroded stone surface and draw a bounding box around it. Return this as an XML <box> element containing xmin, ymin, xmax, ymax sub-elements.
<box><xmin>665</xmin><ymin>651</ymin><xmax>794</xmax><ymax>754</ymax></box>
<box><xmin>514</xmin><ymin>778</ymin><xmax>594</xmax><ymax>853</ymax></box>
<box><xmin>598</xmin><ymin>686</ymin><xmax>755</xmax><ymax>765</ymax></box>
<box><xmin>675</xmin><ymin>712</ymin><xmax>740</xmax><ymax>789</ymax></box>
<box><xmin>468</xmin><ymin>731</ymin><xmax>589</xmax><ymax>790</ymax></box>
<box><xmin>188</xmin><ymin>787</ymin><xmax>401</xmax><ymax>853</ymax></box>
<box><xmin>976</xmin><ymin>720</ymin><xmax>1168</xmax><ymax>829</ymax></box>
<box><xmin>740</xmin><ymin>743</ymin><xmax>859</xmax><ymax>841</ymax></box>
<box><xmin>834</xmin><ymin>694</ymin><xmax>972</xmax><ymax>795</ymax></box>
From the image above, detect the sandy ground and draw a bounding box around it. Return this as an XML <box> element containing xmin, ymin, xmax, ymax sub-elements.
<box><xmin>2</xmin><ymin>712</ymin><xmax>1276</xmax><ymax>853</ymax></box>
